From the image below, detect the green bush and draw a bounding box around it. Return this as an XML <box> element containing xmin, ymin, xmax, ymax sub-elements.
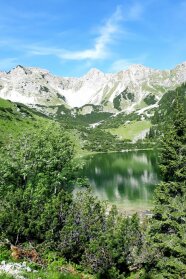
<box><xmin>0</xmin><ymin>123</ymin><xmax>76</xmax><ymax>244</ymax></box>
<box><xmin>0</xmin><ymin>274</ymin><xmax>14</xmax><ymax>279</ymax></box>
<box><xmin>0</xmin><ymin>245</ymin><xmax>11</xmax><ymax>261</ymax></box>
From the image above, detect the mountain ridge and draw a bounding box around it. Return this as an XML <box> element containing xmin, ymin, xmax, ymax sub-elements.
<box><xmin>0</xmin><ymin>62</ymin><xmax>186</xmax><ymax>117</ymax></box>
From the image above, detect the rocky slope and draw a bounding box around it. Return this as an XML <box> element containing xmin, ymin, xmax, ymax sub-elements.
<box><xmin>0</xmin><ymin>62</ymin><xmax>186</xmax><ymax>116</ymax></box>
<box><xmin>0</xmin><ymin>261</ymin><xmax>35</xmax><ymax>279</ymax></box>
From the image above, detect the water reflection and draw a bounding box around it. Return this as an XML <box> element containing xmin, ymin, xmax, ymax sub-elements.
<box><xmin>82</xmin><ymin>151</ymin><xmax>160</xmax><ymax>209</ymax></box>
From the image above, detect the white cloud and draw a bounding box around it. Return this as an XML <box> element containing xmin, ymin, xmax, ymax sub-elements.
<box><xmin>27</xmin><ymin>3</ymin><xmax>144</xmax><ymax>62</ymax></box>
<box><xmin>0</xmin><ymin>3</ymin><xmax>144</xmax><ymax>67</ymax></box>
<box><xmin>69</xmin><ymin>5</ymin><xmax>123</xmax><ymax>60</ymax></box>
<box><xmin>28</xmin><ymin>6</ymin><xmax>123</xmax><ymax>61</ymax></box>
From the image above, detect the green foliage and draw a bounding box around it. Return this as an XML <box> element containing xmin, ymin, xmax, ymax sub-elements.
<box><xmin>107</xmin><ymin>120</ymin><xmax>151</xmax><ymax>141</ymax></box>
<box><xmin>99</xmin><ymin>111</ymin><xmax>141</xmax><ymax>129</ymax></box>
<box><xmin>33</xmin><ymin>189</ymin><xmax>142</xmax><ymax>278</ymax></box>
<box><xmin>81</xmin><ymin>127</ymin><xmax>121</xmax><ymax>151</ymax></box>
<box><xmin>147</xmin><ymin>126</ymin><xmax>159</xmax><ymax>140</ymax></box>
<box><xmin>1</xmin><ymin>84</ymin><xmax>186</xmax><ymax>278</ymax></box>
<box><xmin>0</xmin><ymin>98</ymin><xmax>50</xmax><ymax>146</ymax></box>
<box><xmin>81</xmin><ymin>207</ymin><xmax>142</xmax><ymax>278</ymax></box>
<box><xmin>144</xmin><ymin>94</ymin><xmax>157</xmax><ymax>106</ymax></box>
<box><xmin>54</xmin><ymin>104</ymin><xmax>113</xmax><ymax>126</ymax></box>
<box><xmin>113</xmin><ymin>90</ymin><xmax>135</xmax><ymax>111</ymax></box>
<box><xmin>0</xmin><ymin>123</ymin><xmax>76</xmax><ymax>244</ymax></box>
<box><xmin>59</xmin><ymin>190</ymin><xmax>107</xmax><ymax>262</ymax></box>
<box><xmin>144</xmin><ymin>83</ymin><xmax>186</xmax><ymax>143</ymax></box>
<box><xmin>81</xmin><ymin>126</ymin><xmax>153</xmax><ymax>152</ymax></box>
<box><xmin>145</xmin><ymin>181</ymin><xmax>186</xmax><ymax>278</ymax></box>
<box><xmin>152</xmin><ymin>83</ymin><xmax>186</xmax><ymax>126</ymax></box>
<box><xmin>0</xmin><ymin>97</ymin><xmax>144</xmax><ymax>278</ymax></box>
<box><xmin>144</xmin><ymin>91</ymin><xmax>186</xmax><ymax>278</ymax></box>
<box><xmin>75</xmin><ymin>112</ymin><xmax>112</xmax><ymax>125</ymax></box>
<box><xmin>0</xmin><ymin>274</ymin><xmax>14</xmax><ymax>279</ymax></box>
<box><xmin>0</xmin><ymin>245</ymin><xmax>11</xmax><ymax>261</ymax></box>
<box><xmin>22</xmin><ymin>270</ymin><xmax>82</xmax><ymax>279</ymax></box>
<box><xmin>113</xmin><ymin>94</ymin><xmax>122</xmax><ymax>111</ymax></box>
<box><xmin>159</xmin><ymin>91</ymin><xmax>186</xmax><ymax>182</ymax></box>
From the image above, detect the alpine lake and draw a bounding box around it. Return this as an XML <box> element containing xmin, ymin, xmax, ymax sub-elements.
<box><xmin>80</xmin><ymin>150</ymin><xmax>160</xmax><ymax>215</ymax></box>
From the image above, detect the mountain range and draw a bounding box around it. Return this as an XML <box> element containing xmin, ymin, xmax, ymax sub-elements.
<box><xmin>0</xmin><ymin>62</ymin><xmax>186</xmax><ymax>119</ymax></box>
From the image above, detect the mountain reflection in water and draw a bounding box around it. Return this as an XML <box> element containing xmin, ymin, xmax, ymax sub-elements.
<box><xmin>82</xmin><ymin>151</ymin><xmax>160</xmax><ymax>209</ymax></box>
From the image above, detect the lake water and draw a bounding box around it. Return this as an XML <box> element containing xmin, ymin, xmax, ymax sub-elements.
<box><xmin>82</xmin><ymin>151</ymin><xmax>160</xmax><ymax>213</ymax></box>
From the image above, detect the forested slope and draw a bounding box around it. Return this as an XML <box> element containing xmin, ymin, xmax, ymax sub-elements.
<box><xmin>0</xmin><ymin>85</ymin><xmax>185</xmax><ymax>278</ymax></box>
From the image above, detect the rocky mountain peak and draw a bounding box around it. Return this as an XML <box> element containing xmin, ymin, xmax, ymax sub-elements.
<box><xmin>0</xmin><ymin>62</ymin><xmax>186</xmax><ymax>114</ymax></box>
<box><xmin>128</xmin><ymin>64</ymin><xmax>149</xmax><ymax>70</ymax></box>
<box><xmin>84</xmin><ymin>68</ymin><xmax>104</xmax><ymax>80</ymax></box>
<box><xmin>127</xmin><ymin>64</ymin><xmax>153</xmax><ymax>75</ymax></box>
<box><xmin>9</xmin><ymin>65</ymin><xmax>50</xmax><ymax>78</ymax></box>
<box><xmin>174</xmin><ymin>61</ymin><xmax>186</xmax><ymax>70</ymax></box>
<box><xmin>9</xmin><ymin>65</ymin><xmax>27</xmax><ymax>75</ymax></box>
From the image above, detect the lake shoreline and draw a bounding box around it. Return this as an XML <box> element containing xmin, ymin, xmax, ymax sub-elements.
<box><xmin>117</xmin><ymin>206</ymin><xmax>153</xmax><ymax>219</ymax></box>
<box><xmin>75</xmin><ymin>147</ymin><xmax>155</xmax><ymax>159</ymax></box>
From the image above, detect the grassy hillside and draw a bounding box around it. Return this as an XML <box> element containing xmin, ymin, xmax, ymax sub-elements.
<box><xmin>0</xmin><ymin>98</ymin><xmax>87</xmax><ymax>157</ymax></box>
<box><xmin>0</xmin><ymin>97</ymin><xmax>155</xmax><ymax>154</ymax></box>
<box><xmin>0</xmin><ymin>98</ymin><xmax>51</xmax><ymax>145</ymax></box>
<box><xmin>107</xmin><ymin>120</ymin><xmax>151</xmax><ymax>141</ymax></box>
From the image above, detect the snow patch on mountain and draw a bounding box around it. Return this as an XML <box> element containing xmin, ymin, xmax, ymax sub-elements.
<box><xmin>0</xmin><ymin>63</ymin><xmax>186</xmax><ymax>115</ymax></box>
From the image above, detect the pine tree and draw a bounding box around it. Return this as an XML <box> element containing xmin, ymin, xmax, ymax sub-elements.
<box><xmin>145</xmin><ymin>87</ymin><xmax>186</xmax><ymax>278</ymax></box>
<box><xmin>160</xmin><ymin>88</ymin><xmax>186</xmax><ymax>182</ymax></box>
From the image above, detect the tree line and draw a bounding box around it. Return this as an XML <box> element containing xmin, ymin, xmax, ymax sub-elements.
<box><xmin>0</xmin><ymin>86</ymin><xmax>185</xmax><ymax>278</ymax></box>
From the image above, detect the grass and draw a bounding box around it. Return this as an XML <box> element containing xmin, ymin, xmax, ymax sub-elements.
<box><xmin>0</xmin><ymin>98</ymin><xmax>58</xmax><ymax>145</ymax></box>
<box><xmin>134</xmin><ymin>100</ymin><xmax>147</xmax><ymax>110</ymax></box>
<box><xmin>106</xmin><ymin>120</ymin><xmax>151</xmax><ymax>140</ymax></box>
<box><xmin>0</xmin><ymin>98</ymin><xmax>13</xmax><ymax>108</ymax></box>
<box><xmin>22</xmin><ymin>270</ymin><xmax>83</xmax><ymax>279</ymax></box>
<box><xmin>0</xmin><ymin>271</ymin><xmax>83</xmax><ymax>279</ymax></box>
<box><xmin>68</xmin><ymin>129</ymin><xmax>88</xmax><ymax>157</ymax></box>
<box><xmin>0</xmin><ymin>274</ymin><xmax>14</xmax><ymax>279</ymax></box>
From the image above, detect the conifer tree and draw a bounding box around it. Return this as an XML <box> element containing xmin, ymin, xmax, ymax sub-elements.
<box><xmin>146</xmin><ymin>86</ymin><xmax>186</xmax><ymax>278</ymax></box>
<box><xmin>160</xmin><ymin>87</ymin><xmax>186</xmax><ymax>182</ymax></box>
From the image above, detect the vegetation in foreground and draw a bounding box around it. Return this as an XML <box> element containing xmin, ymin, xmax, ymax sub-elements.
<box><xmin>0</xmin><ymin>85</ymin><xmax>185</xmax><ymax>278</ymax></box>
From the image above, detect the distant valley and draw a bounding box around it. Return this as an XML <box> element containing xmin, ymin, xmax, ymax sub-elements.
<box><xmin>0</xmin><ymin>63</ymin><xmax>186</xmax><ymax>147</ymax></box>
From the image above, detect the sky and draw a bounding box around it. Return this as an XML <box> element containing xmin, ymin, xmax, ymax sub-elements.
<box><xmin>0</xmin><ymin>0</ymin><xmax>186</xmax><ymax>76</ymax></box>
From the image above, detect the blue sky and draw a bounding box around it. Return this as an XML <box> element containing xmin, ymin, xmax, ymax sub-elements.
<box><xmin>0</xmin><ymin>0</ymin><xmax>186</xmax><ymax>76</ymax></box>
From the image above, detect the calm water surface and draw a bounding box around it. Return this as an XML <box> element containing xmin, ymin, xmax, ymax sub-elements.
<box><xmin>82</xmin><ymin>151</ymin><xmax>160</xmax><ymax>212</ymax></box>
